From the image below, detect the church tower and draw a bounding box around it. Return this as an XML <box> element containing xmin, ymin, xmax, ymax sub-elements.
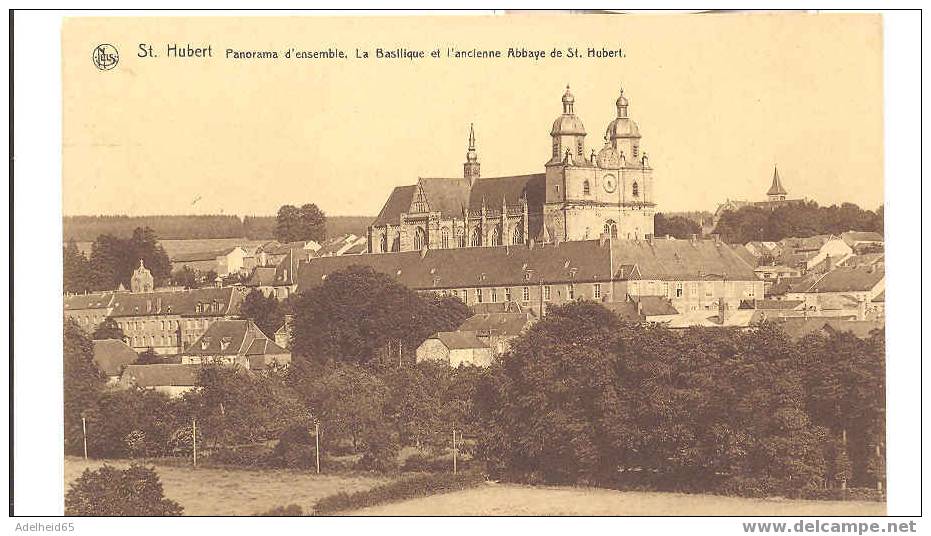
<box><xmin>545</xmin><ymin>86</ymin><xmax>656</xmax><ymax>242</ymax></box>
<box><xmin>131</xmin><ymin>259</ymin><xmax>154</xmax><ymax>293</ymax></box>
<box><xmin>767</xmin><ymin>165</ymin><xmax>788</xmax><ymax>201</ymax></box>
<box><xmin>463</xmin><ymin>123</ymin><xmax>480</xmax><ymax>186</ymax></box>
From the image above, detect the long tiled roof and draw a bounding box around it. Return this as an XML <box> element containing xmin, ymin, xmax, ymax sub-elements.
<box><xmin>434</xmin><ymin>331</ymin><xmax>488</xmax><ymax>350</ymax></box>
<box><xmin>93</xmin><ymin>339</ymin><xmax>138</xmax><ymax>376</ymax></box>
<box><xmin>373</xmin><ymin>185</ymin><xmax>417</xmax><ymax>226</ymax></box>
<box><xmin>457</xmin><ymin>312</ymin><xmax>532</xmax><ymax>337</ymax></box>
<box><xmin>805</xmin><ymin>266</ymin><xmax>884</xmax><ymax>293</ymax></box>
<box><xmin>295</xmin><ymin>238</ymin><xmax>759</xmax><ymax>294</ymax></box>
<box><xmin>64</xmin><ymin>293</ymin><xmax>115</xmax><ymax>311</ymax></box>
<box><xmin>841</xmin><ymin>231</ymin><xmax>883</xmax><ymax>244</ymax></box>
<box><xmin>120</xmin><ymin>364</ymin><xmax>200</xmax><ymax>388</ymax></box>
<box><xmin>468</xmin><ymin>174</ymin><xmax>546</xmax><ymax>212</ymax></box>
<box><xmin>419</xmin><ymin>177</ymin><xmax>471</xmax><ymax>219</ymax></box>
<box><xmin>109</xmin><ymin>287</ymin><xmax>244</xmax><ymax>318</ymax></box>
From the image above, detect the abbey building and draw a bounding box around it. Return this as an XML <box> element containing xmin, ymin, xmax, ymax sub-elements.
<box><xmin>368</xmin><ymin>86</ymin><xmax>656</xmax><ymax>253</ymax></box>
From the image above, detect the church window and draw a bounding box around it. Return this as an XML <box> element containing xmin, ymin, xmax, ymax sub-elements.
<box><xmin>583</xmin><ymin>180</ymin><xmax>590</xmax><ymax>195</ymax></box>
<box><xmin>604</xmin><ymin>220</ymin><xmax>618</xmax><ymax>238</ymax></box>
<box><xmin>471</xmin><ymin>226</ymin><xmax>482</xmax><ymax>247</ymax></box>
<box><xmin>576</xmin><ymin>139</ymin><xmax>584</xmax><ymax>156</ymax></box>
<box><xmin>380</xmin><ymin>233</ymin><xmax>388</xmax><ymax>253</ymax></box>
<box><xmin>522</xmin><ymin>287</ymin><xmax>530</xmax><ymax>301</ymax></box>
<box><xmin>632</xmin><ymin>182</ymin><xmax>639</xmax><ymax>197</ymax></box>
<box><xmin>413</xmin><ymin>227</ymin><xmax>427</xmax><ymax>250</ymax></box>
<box><xmin>491</xmin><ymin>226</ymin><xmax>502</xmax><ymax>246</ymax></box>
<box><xmin>441</xmin><ymin>228</ymin><xmax>450</xmax><ymax>249</ymax></box>
<box><xmin>456</xmin><ymin>228</ymin><xmax>465</xmax><ymax>248</ymax></box>
<box><xmin>512</xmin><ymin>223</ymin><xmax>523</xmax><ymax>244</ymax></box>
<box><xmin>391</xmin><ymin>234</ymin><xmax>400</xmax><ymax>252</ymax></box>
<box><xmin>543</xmin><ymin>285</ymin><xmax>551</xmax><ymax>301</ymax></box>
<box><xmin>593</xmin><ymin>283</ymin><xmax>602</xmax><ymax>299</ymax></box>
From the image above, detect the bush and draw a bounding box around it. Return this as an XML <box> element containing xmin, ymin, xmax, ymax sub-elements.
<box><xmin>401</xmin><ymin>452</ymin><xmax>471</xmax><ymax>473</ymax></box>
<box><xmin>313</xmin><ymin>472</ymin><xmax>484</xmax><ymax>515</ymax></box>
<box><xmin>256</xmin><ymin>504</ymin><xmax>304</xmax><ymax>516</ymax></box>
<box><xmin>271</xmin><ymin>423</ymin><xmax>317</xmax><ymax>469</ymax></box>
<box><xmin>65</xmin><ymin>464</ymin><xmax>183</xmax><ymax>516</ymax></box>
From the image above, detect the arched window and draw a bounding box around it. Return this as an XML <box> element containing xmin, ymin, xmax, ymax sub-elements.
<box><xmin>512</xmin><ymin>223</ymin><xmax>524</xmax><ymax>245</ymax></box>
<box><xmin>583</xmin><ymin>180</ymin><xmax>590</xmax><ymax>195</ymax></box>
<box><xmin>413</xmin><ymin>227</ymin><xmax>427</xmax><ymax>250</ymax></box>
<box><xmin>491</xmin><ymin>225</ymin><xmax>502</xmax><ymax>246</ymax></box>
<box><xmin>471</xmin><ymin>226</ymin><xmax>482</xmax><ymax>247</ymax></box>
<box><xmin>380</xmin><ymin>232</ymin><xmax>388</xmax><ymax>253</ymax></box>
<box><xmin>390</xmin><ymin>233</ymin><xmax>400</xmax><ymax>252</ymax></box>
<box><xmin>456</xmin><ymin>228</ymin><xmax>465</xmax><ymax>248</ymax></box>
<box><xmin>441</xmin><ymin>228</ymin><xmax>450</xmax><ymax>249</ymax></box>
<box><xmin>632</xmin><ymin>182</ymin><xmax>639</xmax><ymax>197</ymax></box>
<box><xmin>604</xmin><ymin>220</ymin><xmax>618</xmax><ymax>239</ymax></box>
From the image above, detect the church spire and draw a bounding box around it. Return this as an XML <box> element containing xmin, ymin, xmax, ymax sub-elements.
<box><xmin>464</xmin><ymin>123</ymin><xmax>480</xmax><ymax>186</ymax></box>
<box><xmin>767</xmin><ymin>165</ymin><xmax>788</xmax><ymax>201</ymax></box>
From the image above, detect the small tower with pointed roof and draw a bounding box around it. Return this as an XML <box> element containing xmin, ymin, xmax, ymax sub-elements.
<box><xmin>130</xmin><ymin>259</ymin><xmax>154</xmax><ymax>293</ymax></box>
<box><xmin>767</xmin><ymin>165</ymin><xmax>788</xmax><ymax>201</ymax></box>
<box><xmin>463</xmin><ymin>123</ymin><xmax>480</xmax><ymax>186</ymax></box>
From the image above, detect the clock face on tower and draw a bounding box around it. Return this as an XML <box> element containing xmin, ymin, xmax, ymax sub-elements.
<box><xmin>603</xmin><ymin>174</ymin><xmax>617</xmax><ymax>193</ymax></box>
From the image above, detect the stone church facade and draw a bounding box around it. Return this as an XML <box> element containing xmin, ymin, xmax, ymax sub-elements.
<box><xmin>368</xmin><ymin>86</ymin><xmax>656</xmax><ymax>253</ymax></box>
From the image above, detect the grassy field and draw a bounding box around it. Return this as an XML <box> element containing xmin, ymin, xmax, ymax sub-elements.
<box><xmin>64</xmin><ymin>457</ymin><xmax>389</xmax><ymax>516</ymax></box>
<box><xmin>349</xmin><ymin>482</ymin><xmax>887</xmax><ymax>516</ymax></box>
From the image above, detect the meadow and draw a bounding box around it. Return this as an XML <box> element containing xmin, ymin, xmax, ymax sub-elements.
<box><xmin>64</xmin><ymin>456</ymin><xmax>388</xmax><ymax>516</ymax></box>
<box><xmin>64</xmin><ymin>457</ymin><xmax>885</xmax><ymax>516</ymax></box>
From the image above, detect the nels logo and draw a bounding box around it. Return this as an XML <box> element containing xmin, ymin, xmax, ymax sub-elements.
<box><xmin>92</xmin><ymin>44</ymin><xmax>119</xmax><ymax>71</ymax></box>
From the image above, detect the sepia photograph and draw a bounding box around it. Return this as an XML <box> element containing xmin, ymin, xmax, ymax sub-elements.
<box><xmin>7</xmin><ymin>7</ymin><xmax>925</xmax><ymax>530</ymax></box>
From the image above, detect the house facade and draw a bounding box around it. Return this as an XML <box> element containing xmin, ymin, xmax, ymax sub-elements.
<box><xmin>182</xmin><ymin>319</ymin><xmax>291</xmax><ymax>370</ymax></box>
<box><xmin>296</xmin><ymin>237</ymin><xmax>763</xmax><ymax>318</ymax></box>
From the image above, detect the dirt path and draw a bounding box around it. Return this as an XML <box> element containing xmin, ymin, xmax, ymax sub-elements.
<box><xmin>349</xmin><ymin>482</ymin><xmax>886</xmax><ymax>516</ymax></box>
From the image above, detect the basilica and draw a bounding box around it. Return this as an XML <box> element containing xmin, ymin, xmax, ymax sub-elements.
<box><xmin>368</xmin><ymin>86</ymin><xmax>656</xmax><ymax>253</ymax></box>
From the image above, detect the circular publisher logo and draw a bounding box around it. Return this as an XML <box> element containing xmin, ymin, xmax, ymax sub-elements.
<box><xmin>92</xmin><ymin>44</ymin><xmax>119</xmax><ymax>71</ymax></box>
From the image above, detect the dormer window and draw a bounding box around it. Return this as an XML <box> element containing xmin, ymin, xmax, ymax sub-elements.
<box><xmin>200</xmin><ymin>337</ymin><xmax>210</xmax><ymax>350</ymax></box>
<box><xmin>220</xmin><ymin>337</ymin><xmax>231</xmax><ymax>351</ymax></box>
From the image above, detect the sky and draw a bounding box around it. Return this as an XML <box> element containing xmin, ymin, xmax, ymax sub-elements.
<box><xmin>62</xmin><ymin>13</ymin><xmax>883</xmax><ymax>218</ymax></box>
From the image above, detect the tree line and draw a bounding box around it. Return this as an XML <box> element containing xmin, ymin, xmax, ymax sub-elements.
<box><xmin>64</xmin><ymin>212</ymin><xmax>373</xmax><ymax>242</ymax></box>
<box><xmin>64</xmin><ymin>228</ymin><xmax>173</xmax><ymax>293</ymax></box>
<box><xmin>64</xmin><ymin>266</ymin><xmax>884</xmax><ymax>499</ymax></box>
<box><xmin>712</xmin><ymin>201</ymin><xmax>883</xmax><ymax>244</ymax></box>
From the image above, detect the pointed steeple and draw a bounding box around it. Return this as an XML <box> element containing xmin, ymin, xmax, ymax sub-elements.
<box><xmin>767</xmin><ymin>165</ymin><xmax>788</xmax><ymax>199</ymax></box>
<box><xmin>463</xmin><ymin>123</ymin><xmax>480</xmax><ymax>186</ymax></box>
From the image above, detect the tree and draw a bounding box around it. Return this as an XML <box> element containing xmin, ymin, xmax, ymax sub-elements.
<box><xmin>477</xmin><ymin>301</ymin><xmax>625</xmax><ymax>485</ymax></box>
<box><xmin>241</xmin><ymin>289</ymin><xmax>284</xmax><ymax>337</ymax></box>
<box><xmin>135</xmin><ymin>348</ymin><xmax>163</xmax><ymax>365</ymax></box>
<box><xmin>63</xmin><ymin>239</ymin><xmax>94</xmax><ymax>293</ymax></box>
<box><xmin>65</xmin><ymin>464</ymin><xmax>183</xmax><ymax>516</ymax></box>
<box><xmin>654</xmin><ymin>213</ymin><xmax>702</xmax><ymax>239</ymax></box>
<box><xmin>275</xmin><ymin>203</ymin><xmax>327</xmax><ymax>243</ymax></box>
<box><xmin>291</xmin><ymin>265</ymin><xmax>471</xmax><ymax>366</ymax></box>
<box><xmin>63</xmin><ymin>318</ymin><xmax>105</xmax><ymax>455</ymax></box>
<box><xmin>170</xmin><ymin>266</ymin><xmax>198</xmax><ymax>289</ymax></box>
<box><xmin>92</xmin><ymin>317</ymin><xmax>125</xmax><ymax>341</ymax></box>
<box><xmin>86</xmin><ymin>227</ymin><xmax>171</xmax><ymax>290</ymax></box>
<box><xmin>712</xmin><ymin>201</ymin><xmax>883</xmax><ymax>244</ymax></box>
